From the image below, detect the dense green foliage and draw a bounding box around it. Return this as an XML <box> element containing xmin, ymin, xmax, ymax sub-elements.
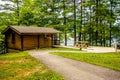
<box><xmin>0</xmin><ymin>51</ymin><xmax>64</xmax><ymax>80</ymax></box>
<box><xmin>0</xmin><ymin>0</ymin><xmax>120</xmax><ymax>46</ymax></box>
<box><xmin>51</xmin><ymin>52</ymin><xmax>120</xmax><ymax>71</ymax></box>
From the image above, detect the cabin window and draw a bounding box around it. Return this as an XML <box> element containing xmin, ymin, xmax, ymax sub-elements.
<box><xmin>11</xmin><ymin>33</ymin><xmax>15</xmax><ymax>44</ymax></box>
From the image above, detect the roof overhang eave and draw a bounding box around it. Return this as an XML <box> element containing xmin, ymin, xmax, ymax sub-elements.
<box><xmin>20</xmin><ymin>32</ymin><xmax>61</xmax><ymax>35</ymax></box>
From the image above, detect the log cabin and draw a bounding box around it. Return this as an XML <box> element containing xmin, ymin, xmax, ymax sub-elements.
<box><xmin>2</xmin><ymin>26</ymin><xmax>61</xmax><ymax>52</ymax></box>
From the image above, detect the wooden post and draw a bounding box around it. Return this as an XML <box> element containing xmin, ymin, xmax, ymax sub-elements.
<box><xmin>51</xmin><ymin>34</ymin><xmax>54</xmax><ymax>47</ymax></box>
<box><xmin>79</xmin><ymin>44</ymin><xmax>82</xmax><ymax>50</ymax></box>
<box><xmin>37</xmin><ymin>35</ymin><xmax>39</xmax><ymax>48</ymax></box>
<box><xmin>58</xmin><ymin>33</ymin><xmax>60</xmax><ymax>45</ymax></box>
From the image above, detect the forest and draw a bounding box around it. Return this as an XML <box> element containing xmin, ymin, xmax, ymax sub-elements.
<box><xmin>0</xmin><ymin>0</ymin><xmax>120</xmax><ymax>47</ymax></box>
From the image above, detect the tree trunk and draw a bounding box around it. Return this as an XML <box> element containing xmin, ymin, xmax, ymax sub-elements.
<box><xmin>83</xmin><ymin>6</ymin><xmax>86</xmax><ymax>41</ymax></box>
<box><xmin>78</xmin><ymin>0</ymin><xmax>82</xmax><ymax>42</ymax></box>
<box><xmin>17</xmin><ymin>0</ymin><xmax>20</xmax><ymax>25</ymax></box>
<box><xmin>89</xmin><ymin>5</ymin><xmax>92</xmax><ymax>46</ymax></box>
<box><xmin>95</xmin><ymin>0</ymin><xmax>99</xmax><ymax>46</ymax></box>
<box><xmin>74</xmin><ymin>0</ymin><xmax>76</xmax><ymax>45</ymax></box>
<box><xmin>103</xmin><ymin>22</ymin><xmax>106</xmax><ymax>47</ymax></box>
<box><xmin>63</xmin><ymin>0</ymin><xmax>67</xmax><ymax>46</ymax></box>
<box><xmin>109</xmin><ymin>0</ymin><xmax>113</xmax><ymax>47</ymax></box>
<box><xmin>103</xmin><ymin>31</ymin><xmax>106</xmax><ymax>47</ymax></box>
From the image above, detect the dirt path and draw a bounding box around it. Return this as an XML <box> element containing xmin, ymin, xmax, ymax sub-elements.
<box><xmin>85</xmin><ymin>47</ymin><xmax>116</xmax><ymax>53</ymax></box>
<box><xmin>29</xmin><ymin>50</ymin><xmax>120</xmax><ymax>80</ymax></box>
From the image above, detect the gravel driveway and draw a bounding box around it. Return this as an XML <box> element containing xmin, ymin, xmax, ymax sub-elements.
<box><xmin>29</xmin><ymin>50</ymin><xmax>120</xmax><ymax>80</ymax></box>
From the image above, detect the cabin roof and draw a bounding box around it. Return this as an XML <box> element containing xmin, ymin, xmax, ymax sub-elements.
<box><xmin>2</xmin><ymin>26</ymin><xmax>61</xmax><ymax>35</ymax></box>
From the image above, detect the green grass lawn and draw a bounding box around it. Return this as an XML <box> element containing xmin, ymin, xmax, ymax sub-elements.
<box><xmin>37</xmin><ymin>47</ymin><xmax>80</xmax><ymax>51</ymax></box>
<box><xmin>0</xmin><ymin>51</ymin><xmax>64</xmax><ymax>80</ymax></box>
<box><xmin>51</xmin><ymin>52</ymin><xmax>120</xmax><ymax>71</ymax></box>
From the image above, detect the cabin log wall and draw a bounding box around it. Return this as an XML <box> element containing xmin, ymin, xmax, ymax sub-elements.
<box><xmin>5</xmin><ymin>31</ymin><xmax>55</xmax><ymax>51</ymax></box>
<box><xmin>39</xmin><ymin>34</ymin><xmax>52</xmax><ymax>48</ymax></box>
<box><xmin>23</xmin><ymin>35</ymin><xmax>38</xmax><ymax>50</ymax></box>
<box><xmin>7</xmin><ymin>32</ymin><xmax>21</xmax><ymax>50</ymax></box>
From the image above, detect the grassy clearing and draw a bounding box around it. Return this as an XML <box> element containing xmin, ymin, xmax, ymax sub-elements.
<box><xmin>51</xmin><ymin>52</ymin><xmax>120</xmax><ymax>71</ymax></box>
<box><xmin>37</xmin><ymin>47</ymin><xmax>80</xmax><ymax>51</ymax></box>
<box><xmin>0</xmin><ymin>51</ymin><xmax>64</xmax><ymax>80</ymax></box>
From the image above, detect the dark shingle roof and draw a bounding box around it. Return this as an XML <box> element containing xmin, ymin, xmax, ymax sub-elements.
<box><xmin>3</xmin><ymin>26</ymin><xmax>61</xmax><ymax>35</ymax></box>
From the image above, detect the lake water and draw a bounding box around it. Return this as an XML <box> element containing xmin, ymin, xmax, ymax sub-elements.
<box><xmin>61</xmin><ymin>40</ymin><xmax>74</xmax><ymax>46</ymax></box>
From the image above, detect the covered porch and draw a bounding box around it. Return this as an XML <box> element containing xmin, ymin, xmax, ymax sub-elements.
<box><xmin>53</xmin><ymin>33</ymin><xmax>60</xmax><ymax>45</ymax></box>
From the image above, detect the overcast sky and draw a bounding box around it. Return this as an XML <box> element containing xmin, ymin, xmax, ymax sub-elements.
<box><xmin>0</xmin><ymin>0</ymin><xmax>14</xmax><ymax>5</ymax></box>
<box><xmin>0</xmin><ymin>0</ymin><xmax>7</xmax><ymax>5</ymax></box>
<box><xmin>0</xmin><ymin>0</ymin><xmax>14</xmax><ymax>12</ymax></box>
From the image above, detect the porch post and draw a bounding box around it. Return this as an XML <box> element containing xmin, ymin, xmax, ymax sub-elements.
<box><xmin>51</xmin><ymin>34</ymin><xmax>54</xmax><ymax>47</ymax></box>
<box><xmin>58</xmin><ymin>33</ymin><xmax>60</xmax><ymax>45</ymax></box>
